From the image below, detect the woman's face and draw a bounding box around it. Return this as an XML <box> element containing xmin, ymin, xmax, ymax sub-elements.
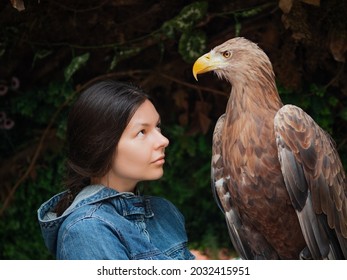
<box><xmin>101</xmin><ymin>99</ymin><xmax>169</xmax><ymax>192</ymax></box>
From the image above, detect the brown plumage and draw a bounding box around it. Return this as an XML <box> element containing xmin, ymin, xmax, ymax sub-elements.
<box><xmin>192</xmin><ymin>37</ymin><xmax>347</xmax><ymax>259</ymax></box>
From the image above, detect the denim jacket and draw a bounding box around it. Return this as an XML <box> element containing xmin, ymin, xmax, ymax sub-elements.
<box><xmin>37</xmin><ymin>185</ymin><xmax>195</xmax><ymax>260</ymax></box>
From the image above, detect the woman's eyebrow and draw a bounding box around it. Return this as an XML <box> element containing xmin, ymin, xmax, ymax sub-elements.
<box><xmin>133</xmin><ymin>123</ymin><xmax>150</xmax><ymax>129</ymax></box>
<box><xmin>133</xmin><ymin>117</ymin><xmax>161</xmax><ymax>128</ymax></box>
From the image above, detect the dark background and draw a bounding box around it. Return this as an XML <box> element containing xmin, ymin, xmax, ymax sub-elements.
<box><xmin>0</xmin><ymin>0</ymin><xmax>346</xmax><ymax>259</ymax></box>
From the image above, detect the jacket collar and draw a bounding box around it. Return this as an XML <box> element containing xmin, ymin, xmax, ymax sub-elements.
<box><xmin>38</xmin><ymin>184</ymin><xmax>154</xmax><ymax>224</ymax></box>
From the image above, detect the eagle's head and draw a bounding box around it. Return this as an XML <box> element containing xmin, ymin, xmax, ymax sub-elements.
<box><xmin>192</xmin><ymin>37</ymin><xmax>274</xmax><ymax>85</ymax></box>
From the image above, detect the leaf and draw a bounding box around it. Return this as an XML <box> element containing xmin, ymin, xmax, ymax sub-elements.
<box><xmin>64</xmin><ymin>53</ymin><xmax>90</xmax><ymax>82</ymax></box>
<box><xmin>109</xmin><ymin>47</ymin><xmax>141</xmax><ymax>70</ymax></box>
<box><xmin>178</xmin><ymin>30</ymin><xmax>207</xmax><ymax>63</ymax></box>
<box><xmin>340</xmin><ymin>108</ymin><xmax>347</xmax><ymax>122</ymax></box>
<box><xmin>235</xmin><ymin>22</ymin><xmax>242</xmax><ymax>37</ymax></box>
<box><xmin>161</xmin><ymin>21</ymin><xmax>177</xmax><ymax>39</ymax></box>
<box><xmin>32</xmin><ymin>49</ymin><xmax>53</xmax><ymax>67</ymax></box>
<box><xmin>173</xmin><ymin>1</ymin><xmax>208</xmax><ymax>32</ymax></box>
<box><xmin>239</xmin><ymin>6</ymin><xmax>269</xmax><ymax>17</ymax></box>
<box><xmin>161</xmin><ymin>1</ymin><xmax>208</xmax><ymax>35</ymax></box>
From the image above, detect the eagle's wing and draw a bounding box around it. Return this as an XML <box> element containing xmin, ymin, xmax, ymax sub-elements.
<box><xmin>274</xmin><ymin>104</ymin><xmax>347</xmax><ymax>259</ymax></box>
<box><xmin>211</xmin><ymin>114</ymin><xmax>253</xmax><ymax>259</ymax></box>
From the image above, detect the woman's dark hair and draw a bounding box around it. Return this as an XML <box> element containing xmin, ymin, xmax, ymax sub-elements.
<box><xmin>54</xmin><ymin>80</ymin><xmax>149</xmax><ymax>216</ymax></box>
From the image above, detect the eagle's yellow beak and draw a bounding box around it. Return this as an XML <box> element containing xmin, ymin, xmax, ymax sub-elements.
<box><xmin>192</xmin><ymin>52</ymin><xmax>212</xmax><ymax>81</ymax></box>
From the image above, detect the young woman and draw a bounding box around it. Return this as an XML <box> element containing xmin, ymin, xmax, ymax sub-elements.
<box><xmin>37</xmin><ymin>80</ymin><xmax>195</xmax><ymax>260</ymax></box>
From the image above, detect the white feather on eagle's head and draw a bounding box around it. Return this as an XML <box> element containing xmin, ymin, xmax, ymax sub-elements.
<box><xmin>193</xmin><ymin>37</ymin><xmax>274</xmax><ymax>86</ymax></box>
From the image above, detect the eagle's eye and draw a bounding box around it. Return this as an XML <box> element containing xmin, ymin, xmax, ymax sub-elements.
<box><xmin>222</xmin><ymin>51</ymin><xmax>231</xmax><ymax>58</ymax></box>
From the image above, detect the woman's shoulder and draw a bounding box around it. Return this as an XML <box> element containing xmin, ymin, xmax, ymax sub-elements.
<box><xmin>59</xmin><ymin>202</ymin><xmax>117</xmax><ymax>230</ymax></box>
<box><xmin>145</xmin><ymin>196</ymin><xmax>185</xmax><ymax>222</ymax></box>
<box><xmin>146</xmin><ymin>195</ymin><xmax>179</xmax><ymax>210</ymax></box>
<box><xmin>146</xmin><ymin>195</ymin><xmax>175</xmax><ymax>206</ymax></box>
<box><xmin>59</xmin><ymin>193</ymin><xmax>186</xmax><ymax>233</ymax></box>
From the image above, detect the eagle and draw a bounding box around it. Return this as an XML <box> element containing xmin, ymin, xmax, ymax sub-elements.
<box><xmin>192</xmin><ymin>37</ymin><xmax>347</xmax><ymax>259</ymax></box>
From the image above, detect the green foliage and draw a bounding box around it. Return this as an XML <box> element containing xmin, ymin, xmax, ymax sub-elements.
<box><xmin>0</xmin><ymin>81</ymin><xmax>73</xmax><ymax>160</ymax></box>
<box><xmin>162</xmin><ymin>1</ymin><xmax>275</xmax><ymax>61</ymax></box>
<box><xmin>161</xmin><ymin>1</ymin><xmax>208</xmax><ymax>35</ymax></box>
<box><xmin>179</xmin><ymin>30</ymin><xmax>207</xmax><ymax>63</ymax></box>
<box><xmin>110</xmin><ymin>47</ymin><xmax>142</xmax><ymax>70</ymax></box>
<box><xmin>277</xmin><ymin>82</ymin><xmax>347</xmax><ymax>169</ymax></box>
<box><xmin>230</xmin><ymin>3</ymin><xmax>276</xmax><ymax>37</ymax></box>
<box><xmin>64</xmin><ymin>53</ymin><xmax>90</xmax><ymax>82</ymax></box>
<box><xmin>32</xmin><ymin>49</ymin><xmax>53</xmax><ymax>67</ymax></box>
<box><xmin>0</xmin><ymin>79</ymin><xmax>73</xmax><ymax>259</ymax></box>
<box><xmin>0</xmin><ymin>26</ymin><xmax>18</xmax><ymax>58</ymax></box>
<box><xmin>278</xmin><ymin>83</ymin><xmax>338</xmax><ymax>133</ymax></box>
<box><xmin>340</xmin><ymin>108</ymin><xmax>347</xmax><ymax>122</ymax></box>
<box><xmin>11</xmin><ymin>82</ymin><xmax>73</xmax><ymax>122</ymax></box>
<box><xmin>161</xmin><ymin>1</ymin><xmax>208</xmax><ymax>62</ymax></box>
<box><xmin>0</xmin><ymin>151</ymin><xmax>66</xmax><ymax>259</ymax></box>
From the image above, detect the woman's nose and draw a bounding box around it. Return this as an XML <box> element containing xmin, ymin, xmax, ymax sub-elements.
<box><xmin>155</xmin><ymin>131</ymin><xmax>169</xmax><ymax>149</ymax></box>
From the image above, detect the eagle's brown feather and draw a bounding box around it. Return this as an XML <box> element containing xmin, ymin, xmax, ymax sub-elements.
<box><xmin>193</xmin><ymin>37</ymin><xmax>347</xmax><ymax>259</ymax></box>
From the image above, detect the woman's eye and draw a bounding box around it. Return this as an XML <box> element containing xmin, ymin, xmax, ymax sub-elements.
<box><xmin>156</xmin><ymin>124</ymin><xmax>161</xmax><ymax>132</ymax></box>
<box><xmin>137</xmin><ymin>130</ymin><xmax>145</xmax><ymax>136</ymax></box>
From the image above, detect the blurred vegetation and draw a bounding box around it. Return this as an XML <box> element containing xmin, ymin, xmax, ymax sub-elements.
<box><xmin>0</xmin><ymin>0</ymin><xmax>346</xmax><ymax>259</ymax></box>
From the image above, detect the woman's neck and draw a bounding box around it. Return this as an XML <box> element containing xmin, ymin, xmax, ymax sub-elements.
<box><xmin>91</xmin><ymin>176</ymin><xmax>137</xmax><ymax>193</ymax></box>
